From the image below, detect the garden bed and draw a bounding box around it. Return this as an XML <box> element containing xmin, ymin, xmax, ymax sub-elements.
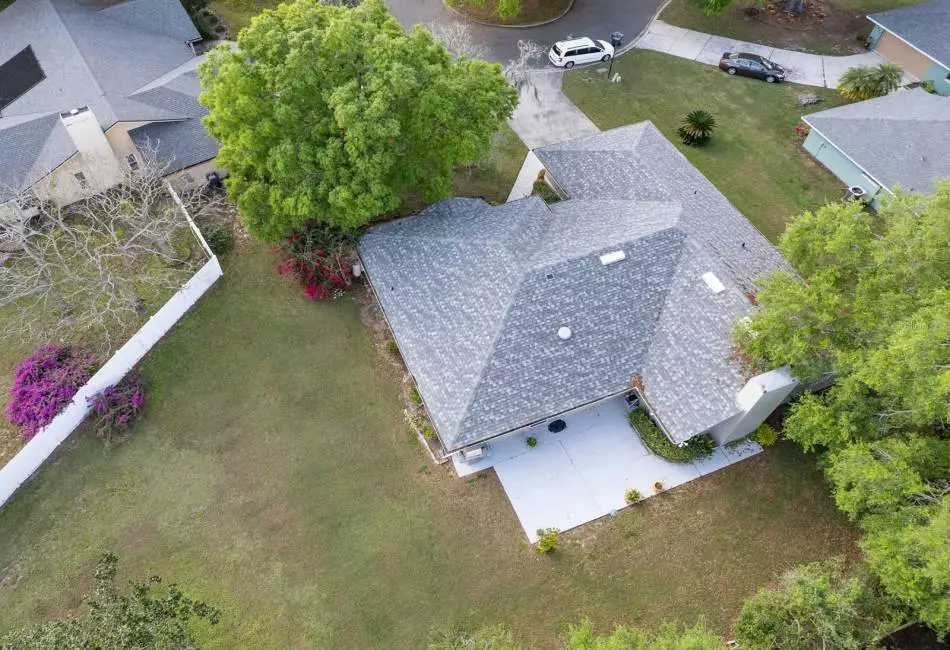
<box><xmin>628</xmin><ymin>409</ymin><xmax>716</xmax><ymax>462</ymax></box>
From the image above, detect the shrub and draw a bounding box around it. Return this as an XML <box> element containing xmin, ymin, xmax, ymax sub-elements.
<box><xmin>409</xmin><ymin>386</ymin><xmax>423</xmax><ymax>407</ymax></box>
<box><xmin>693</xmin><ymin>0</ymin><xmax>734</xmax><ymax>15</ymax></box>
<box><xmin>276</xmin><ymin>221</ymin><xmax>356</xmax><ymax>301</ymax></box>
<box><xmin>387</xmin><ymin>340</ymin><xmax>400</xmax><ymax>355</ymax></box>
<box><xmin>628</xmin><ymin>409</ymin><xmax>716</xmax><ymax>462</ymax></box>
<box><xmin>7</xmin><ymin>346</ymin><xmax>98</xmax><ymax>440</ymax></box>
<box><xmin>196</xmin><ymin>218</ymin><xmax>234</xmax><ymax>255</ymax></box>
<box><xmin>526</xmin><ymin>436</ymin><xmax>538</xmax><ymax>447</ymax></box>
<box><xmin>751</xmin><ymin>423</ymin><xmax>779</xmax><ymax>446</ymax></box>
<box><xmin>624</xmin><ymin>488</ymin><xmax>643</xmax><ymax>504</ymax></box>
<box><xmin>677</xmin><ymin>110</ymin><xmax>716</xmax><ymax>146</ymax></box>
<box><xmin>496</xmin><ymin>0</ymin><xmax>521</xmax><ymax>18</ymax></box>
<box><xmin>837</xmin><ymin>63</ymin><xmax>902</xmax><ymax>101</ymax></box>
<box><xmin>536</xmin><ymin>528</ymin><xmax>559</xmax><ymax>554</ymax></box>
<box><xmin>87</xmin><ymin>372</ymin><xmax>145</xmax><ymax>444</ymax></box>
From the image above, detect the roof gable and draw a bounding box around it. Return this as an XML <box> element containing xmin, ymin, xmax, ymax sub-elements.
<box><xmin>0</xmin><ymin>113</ymin><xmax>77</xmax><ymax>201</ymax></box>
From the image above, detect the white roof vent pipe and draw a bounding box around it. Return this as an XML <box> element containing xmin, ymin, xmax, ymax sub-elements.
<box><xmin>557</xmin><ymin>326</ymin><xmax>572</xmax><ymax>341</ymax></box>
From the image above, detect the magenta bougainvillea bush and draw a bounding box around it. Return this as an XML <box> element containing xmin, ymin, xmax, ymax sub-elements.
<box><xmin>7</xmin><ymin>346</ymin><xmax>99</xmax><ymax>441</ymax></box>
<box><xmin>276</xmin><ymin>221</ymin><xmax>355</xmax><ymax>301</ymax></box>
<box><xmin>87</xmin><ymin>372</ymin><xmax>145</xmax><ymax>443</ymax></box>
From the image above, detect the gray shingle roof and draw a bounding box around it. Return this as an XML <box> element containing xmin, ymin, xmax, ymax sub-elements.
<box><xmin>803</xmin><ymin>89</ymin><xmax>950</xmax><ymax>195</ymax></box>
<box><xmin>869</xmin><ymin>0</ymin><xmax>950</xmax><ymax>67</ymax></box>
<box><xmin>359</xmin><ymin>122</ymin><xmax>788</xmax><ymax>452</ymax></box>
<box><xmin>0</xmin><ymin>113</ymin><xmax>77</xmax><ymax>201</ymax></box>
<box><xmin>129</xmin><ymin>115</ymin><xmax>218</xmax><ymax>173</ymax></box>
<box><xmin>0</xmin><ymin>0</ymin><xmax>208</xmax><ymax>187</ymax></box>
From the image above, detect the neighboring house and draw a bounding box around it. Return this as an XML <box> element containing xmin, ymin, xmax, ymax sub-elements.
<box><xmin>802</xmin><ymin>89</ymin><xmax>950</xmax><ymax>209</ymax></box>
<box><xmin>0</xmin><ymin>0</ymin><xmax>220</xmax><ymax>226</ymax></box>
<box><xmin>867</xmin><ymin>0</ymin><xmax>950</xmax><ymax>94</ymax></box>
<box><xmin>359</xmin><ymin>122</ymin><xmax>798</xmax><ymax>464</ymax></box>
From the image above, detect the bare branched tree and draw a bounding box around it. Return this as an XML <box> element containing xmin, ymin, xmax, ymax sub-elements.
<box><xmin>503</xmin><ymin>39</ymin><xmax>545</xmax><ymax>94</ymax></box>
<box><xmin>426</xmin><ymin>21</ymin><xmax>491</xmax><ymax>61</ymax></box>
<box><xmin>0</xmin><ymin>146</ymin><xmax>224</xmax><ymax>355</ymax></box>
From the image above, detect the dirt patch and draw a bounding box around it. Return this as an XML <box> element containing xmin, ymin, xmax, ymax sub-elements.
<box><xmin>447</xmin><ymin>0</ymin><xmax>572</xmax><ymax>26</ymax></box>
<box><xmin>661</xmin><ymin>0</ymin><xmax>884</xmax><ymax>55</ymax></box>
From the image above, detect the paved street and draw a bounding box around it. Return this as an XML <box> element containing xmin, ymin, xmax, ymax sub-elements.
<box><xmin>386</xmin><ymin>0</ymin><xmax>666</xmax><ymax>63</ymax></box>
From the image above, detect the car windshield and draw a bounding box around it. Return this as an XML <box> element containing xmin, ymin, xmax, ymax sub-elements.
<box><xmin>553</xmin><ymin>44</ymin><xmax>562</xmax><ymax>55</ymax></box>
<box><xmin>761</xmin><ymin>59</ymin><xmax>774</xmax><ymax>69</ymax></box>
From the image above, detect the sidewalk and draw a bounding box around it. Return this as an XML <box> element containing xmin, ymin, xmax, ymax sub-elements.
<box><xmin>635</xmin><ymin>20</ymin><xmax>898</xmax><ymax>88</ymax></box>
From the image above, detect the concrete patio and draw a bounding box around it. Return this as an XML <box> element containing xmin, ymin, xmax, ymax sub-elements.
<box><xmin>635</xmin><ymin>20</ymin><xmax>910</xmax><ymax>88</ymax></box>
<box><xmin>453</xmin><ymin>396</ymin><xmax>762</xmax><ymax>542</ymax></box>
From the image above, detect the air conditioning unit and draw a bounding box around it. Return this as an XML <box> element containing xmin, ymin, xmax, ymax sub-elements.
<box><xmin>843</xmin><ymin>185</ymin><xmax>867</xmax><ymax>202</ymax></box>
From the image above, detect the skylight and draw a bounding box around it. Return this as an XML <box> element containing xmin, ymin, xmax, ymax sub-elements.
<box><xmin>599</xmin><ymin>250</ymin><xmax>626</xmax><ymax>266</ymax></box>
<box><xmin>0</xmin><ymin>46</ymin><xmax>45</xmax><ymax>112</ymax></box>
<box><xmin>702</xmin><ymin>272</ymin><xmax>725</xmax><ymax>294</ymax></box>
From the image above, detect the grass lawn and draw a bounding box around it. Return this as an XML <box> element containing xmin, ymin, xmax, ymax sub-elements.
<box><xmin>660</xmin><ymin>0</ymin><xmax>923</xmax><ymax>55</ymax></box>
<box><xmin>563</xmin><ymin>51</ymin><xmax>846</xmax><ymax>241</ymax></box>
<box><xmin>0</xmin><ymin>243</ymin><xmax>859</xmax><ymax>647</ymax></box>
<box><xmin>453</xmin><ymin>123</ymin><xmax>527</xmax><ymax>204</ymax></box>
<box><xmin>207</xmin><ymin>0</ymin><xmax>273</xmax><ymax>33</ymax></box>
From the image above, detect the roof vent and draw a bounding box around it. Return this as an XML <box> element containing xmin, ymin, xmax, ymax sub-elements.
<box><xmin>557</xmin><ymin>326</ymin><xmax>572</xmax><ymax>341</ymax></box>
<box><xmin>702</xmin><ymin>272</ymin><xmax>725</xmax><ymax>294</ymax></box>
<box><xmin>599</xmin><ymin>250</ymin><xmax>626</xmax><ymax>266</ymax></box>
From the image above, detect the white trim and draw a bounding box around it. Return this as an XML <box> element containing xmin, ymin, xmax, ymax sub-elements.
<box><xmin>867</xmin><ymin>17</ymin><xmax>948</xmax><ymax>69</ymax></box>
<box><xmin>801</xmin><ymin>118</ymin><xmax>895</xmax><ymax>196</ymax></box>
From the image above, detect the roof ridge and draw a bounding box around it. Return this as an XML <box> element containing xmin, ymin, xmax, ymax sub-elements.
<box><xmin>47</xmin><ymin>0</ymin><xmax>107</xmax><ymax>109</ymax></box>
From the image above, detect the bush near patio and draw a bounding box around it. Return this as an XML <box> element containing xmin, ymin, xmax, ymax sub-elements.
<box><xmin>562</xmin><ymin>51</ymin><xmax>845</xmax><ymax>242</ymax></box>
<box><xmin>628</xmin><ymin>409</ymin><xmax>716</xmax><ymax>462</ymax></box>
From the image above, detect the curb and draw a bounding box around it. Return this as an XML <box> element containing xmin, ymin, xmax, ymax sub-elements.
<box><xmin>443</xmin><ymin>0</ymin><xmax>575</xmax><ymax>29</ymax></box>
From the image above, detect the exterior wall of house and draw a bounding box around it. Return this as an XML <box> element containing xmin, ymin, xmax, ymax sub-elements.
<box><xmin>802</xmin><ymin>129</ymin><xmax>886</xmax><ymax>209</ymax></box>
<box><xmin>920</xmin><ymin>61</ymin><xmax>950</xmax><ymax>95</ymax></box>
<box><xmin>28</xmin><ymin>109</ymin><xmax>125</xmax><ymax>208</ymax></box>
<box><xmin>105</xmin><ymin>121</ymin><xmax>151</xmax><ymax>166</ymax></box>
<box><xmin>871</xmin><ymin>30</ymin><xmax>936</xmax><ymax>78</ymax></box>
<box><xmin>167</xmin><ymin>159</ymin><xmax>220</xmax><ymax>191</ymax></box>
<box><xmin>710</xmin><ymin>367</ymin><xmax>798</xmax><ymax>445</ymax></box>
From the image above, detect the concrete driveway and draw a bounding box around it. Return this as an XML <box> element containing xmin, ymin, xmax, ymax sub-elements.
<box><xmin>386</xmin><ymin>0</ymin><xmax>666</xmax><ymax>63</ymax></box>
<box><xmin>454</xmin><ymin>396</ymin><xmax>762</xmax><ymax>542</ymax></box>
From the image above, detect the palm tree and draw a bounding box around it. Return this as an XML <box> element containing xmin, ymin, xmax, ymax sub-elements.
<box><xmin>678</xmin><ymin>110</ymin><xmax>716</xmax><ymax>146</ymax></box>
<box><xmin>837</xmin><ymin>63</ymin><xmax>903</xmax><ymax>101</ymax></box>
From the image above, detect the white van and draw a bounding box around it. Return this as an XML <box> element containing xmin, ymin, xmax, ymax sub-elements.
<box><xmin>548</xmin><ymin>37</ymin><xmax>614</xmax><ymax>68</ymax></box>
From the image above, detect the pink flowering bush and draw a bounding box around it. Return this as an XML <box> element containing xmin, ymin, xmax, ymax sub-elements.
<box><xmin>7</xmin><ymin>346</ymin><xmax>98</xmax><ymax>441</ymax></box>
<box><xmin>87</xmin><ymin>372</ymin><xmax>145</xmax><ymax>443</ymax></box>
<box><xmin>276</xmin><ymin>221</ymin><xmax>355</xmax><ymax>301</ymax></box>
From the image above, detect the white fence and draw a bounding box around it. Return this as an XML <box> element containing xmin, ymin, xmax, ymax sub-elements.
<box><xmin>0</xmin><ymin>252</ymin><xmax>223</xmax><ymax>510</ymax></box>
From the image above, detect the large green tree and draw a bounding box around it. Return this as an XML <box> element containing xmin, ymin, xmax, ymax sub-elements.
<box><xmin>1</xmin><ymin>553</ymin><xmax>219</xmax><ymax>649</ymax></box>
<box><xmin>198</xmin><ymin>0</ymin><xmax>517</xmax><ymax>242</ymax></box>
<box><xmin>736</xmin><ymin>183</ymin><xmax>950</xmax><ymax>634</ymax></box>
<box><xmin>734</xmin><ymin>561</ymin><xmax>898</xmax><ymax>650</ymax></box>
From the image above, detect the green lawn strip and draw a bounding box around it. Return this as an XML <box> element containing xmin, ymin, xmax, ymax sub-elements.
<box><xmin>563</xmin><ymin>51</ymin><xmax>845</xmax><ymax>242</ymax></box>
<box><xmin>0</xmin><ymin>244</ymin><xmax>858</xmax><ymax>647</ymax></box>
<box><xmin>452</xmin><ymin>123</ymin><xmax>528</xmax><ymax>204</ymax></box>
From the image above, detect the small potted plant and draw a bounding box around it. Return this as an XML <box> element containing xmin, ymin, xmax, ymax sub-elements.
<box><xmin>653</xmin><ymin>481</ymin><xmax>664</xmax><ymax>493</ymax></box>
<box><xmin>624</xmin><ymin>488</ymin><xmax>643</xmax><ymax>504</ymax></box>
<box><xmin>526</xmin><ymin>436</ymin><xmax>538</xmax><ymax>447</ymax></box>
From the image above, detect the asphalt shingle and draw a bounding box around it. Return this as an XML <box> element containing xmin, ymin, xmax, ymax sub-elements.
<box><xmin>869</xmin><ymin>0</ymin><xmax>950</xmax><ymax>68</ymax></box>
<box><xmin>803</xmin><ymin>89</ymin><xmax>950</xmax><ymax>195</ymax></box>
<box><xmin>359</xmin><ymin>122</ymin><xmax>788</xmax><ymax>452</ymax></box>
